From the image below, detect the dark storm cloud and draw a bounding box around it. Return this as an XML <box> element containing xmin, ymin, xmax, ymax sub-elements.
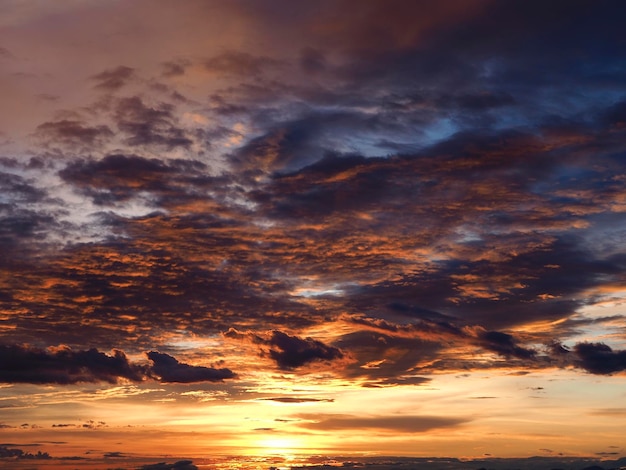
<box><xmin>297</xmin><ymin>414</ymin><xmax>467</xmax><ymax>433</ymax></box>
<box><xmin>147</xmin><ymin>351</ymin><xmax>236</xmax><ymax>383</ymax></box>
<box><xmin>90</xmin><ymin>66</ymin><xmax>135</xmax><ymax>91</ymax></box>
<box><xmin>0</xmin><ymin>344</ymin><xmax>145</xmax><ymax>384</ymax></box>
<box><xmin>114</xmin><ymin>96</ymin><xmax>193</xmax><ymax>149</ymax></box>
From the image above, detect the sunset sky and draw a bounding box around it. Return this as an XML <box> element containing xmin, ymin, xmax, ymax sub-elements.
<box><xmin>1</xmin><ymin>1</ymin><xmax>626</xmax><ymax>468</ymax></box>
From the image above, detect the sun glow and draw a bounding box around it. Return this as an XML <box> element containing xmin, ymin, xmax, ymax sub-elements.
<box><xmin>255</xmin><ymin>436</ymin><xmax>306</xmax><ymax>456</ymax></box>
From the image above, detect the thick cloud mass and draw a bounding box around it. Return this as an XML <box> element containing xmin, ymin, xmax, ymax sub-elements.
<box><xmin>267</xmin><ymin>331</ymin><xmax>344</xmax><ymax>370</ymax></box>
<box><xmin>0</xmin><ymin>344</ymin><xmax>144</xmax><ymax>384</ymax></box>
<box><xmin>572</xmin><ymin>343</ymin><xmax>626</xmax><ymax>375</ymax></box>
<box><xmin>147</xmin><ymin>351</ymin><xmax>236</xmax><ymax>383</ymax></box>
<box><xmin>0</xmin><ymin>345</ymin><xmax>236</xmax><ymax>384</ymax></box>
<box><xmin>1</xmin><ymin>0</ymin><xmax>626</xmax><ymax>389</ymax></box>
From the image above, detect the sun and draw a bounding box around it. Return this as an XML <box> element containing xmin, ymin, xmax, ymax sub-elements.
<box><xmin>257</xmin><ymin>436</ymin><xmax>301</xmax><ymax>456</ymax></box>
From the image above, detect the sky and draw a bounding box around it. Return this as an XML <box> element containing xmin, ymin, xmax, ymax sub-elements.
<box><xmin>1</xmin><ymin>0</ymin><xmax>626</xmax><ymax>468</ymax></box>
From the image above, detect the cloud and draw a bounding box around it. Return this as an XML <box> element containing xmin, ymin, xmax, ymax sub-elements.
<box><xmin>58</xmin><ymin>153</ymin><xmax>208</xmax><ymax>205</ymax></box>
<box><xmin>113</xmin><ymin>96</ymin><xmax>194</xmax><ymax>149</ymax></box>
<box><xmin>297</xmin><ymin>413</ymin><xmax>467</xmax><ymax>433</ymax></box>
<box><xmin>0</xmin><ymin>46</ymin><xmax>14</xmax><ymax>59</ymax></box>
<box><xmin>572</xmin><ymin>342</ymin><xmax>626</xmax><ymax>375</ymax></box>
<box><xmin>204</xmin><ymin>51</ymin><xmax>281</xmax><ymax>76</ymax></box>
<box><xmin>299</xmin><ymin>47</ymin><xmax>327</xmax><ymax>74</ymax></box>
<box><xmin>90</xmin><ymin>66</ymin><xmax>135</xmax><ymax>90</ymax></box>
<box><xmin>267</xmin><ymin>330</ymin><xmax>344</xmax><ymax>370</ymax></box>
<box><xmin>0</xmin><ymin>344</ymin><xmax>145</xmax><ymax>384</ymax></box>
<box><xmin>261</xmin><ymin>397</ymin><xmax>334</xmax><ymax>403</ymax></box>
<box><xmin>35</xmin><ymin>120</ymin><xmax>113</xmax><ymax>148</ymax></box>
<box><xmin>225</xmin><ymin>329</ymin><xmax>344</xmax><ymax>370</ymax></box>
<box><xmin>363</xmin><ymin>376</ymin><xmax>432</xmax><ymax>388</ymax></box>
<box><xmin>0</xmin><ymin>446</ymin><xmax>51</xmax><ymax>460</ymax></box>
<box><xmin>139</xmin><ymin>461</ymin><xmax>198</xmax><ymax>470</ymax></box>
<box><xmin>0</xmin><ymin>345</ymin><xmax>236</xmax><ymax>384</ymax></box>
<box><xmin>162</xmin><ymin>59</ymin><xmax>191</xmax><ymax>77</ymax></box>
<box><xmin>103</xmin><ymin>451</ymin><xmax>125</xmax><ymax>457</ymax></box>
<box><xmin>476</xmin><ymin>330</ymin><xmax>536</xmax><ymax>359</ymax></box>
<box><xmin>0</xmin><ymin>171</ymin><xmax>46</xmax><ymax>204</ymax></box>
<box><xmin>2</xmin><ymin>0</ymin><xmax>626</xmax><ymax>391</ymax></box>
<box><xmin>147</xmin><ymin>351</ymin><xmax>236</xmax><ymax>383</ymax></box>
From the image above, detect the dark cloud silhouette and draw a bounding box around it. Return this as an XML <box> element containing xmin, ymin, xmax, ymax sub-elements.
<box><xmin>572</xmin><ymin>342</ymin><xmax>626</xmax><ymax>375</ymax></box>
<box><xmin>103</xmin><ymin>451</ymin><xmax>125</xmax><ymax>457</ymax></box>
<box><xmin>90</xmin><ymin>66</ymin><xmax>135</xmax><ymax>90</ymax></box>
<box><xmin>477</xmin><ymin>330</ymin><xmax>536</xmax><ymax>359</ymax></box>
<box><xmin>225</xmin><ymin>329</ymin><xmax>344</xmax><ymax>370</ymax></box>
<box><xmin>0</xmin><ymin>344</ymin><xmax>145</xmax><ymax>384</ymax></box>
<box><xmin>0</xmin><ymin>345</ymin><xmax>236</xmax><ymax>384</ymax></box>
<box><xmin>266</xmin><ymin>331</ymin><xmax>343</xmax><ymax>370</ymax></box>
<box><xmin>139</xmin><ymin>460</ymin><xmax>198</xmax><ymax>470</ymax></box>
<box><xmin>147</xmin><ymin>351</ymin><xmax>236</xmax><ymax>383</ymax></box>
<box><xmin>0</xmin><ymin>446</ymin><xmax>51</xmax><ymax>460</ymax></box>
